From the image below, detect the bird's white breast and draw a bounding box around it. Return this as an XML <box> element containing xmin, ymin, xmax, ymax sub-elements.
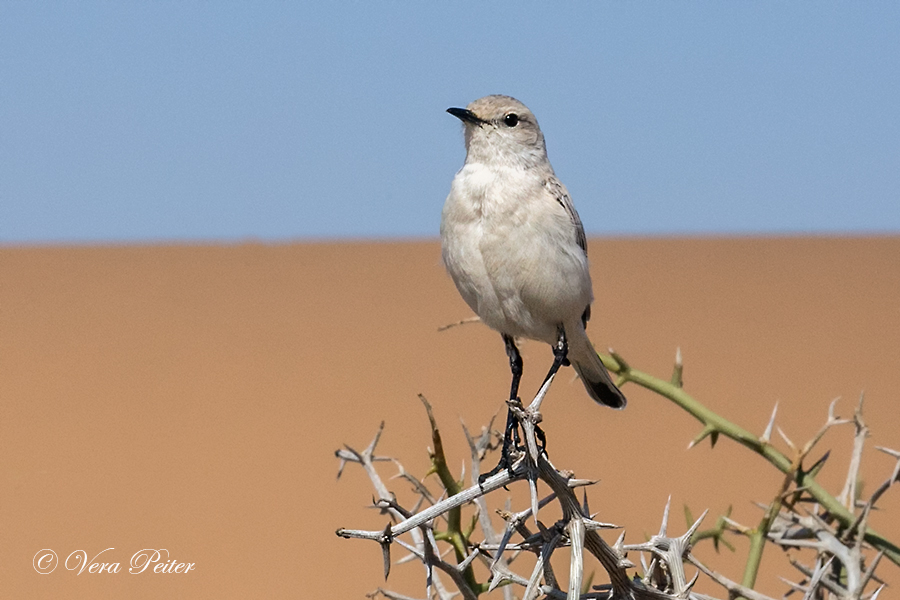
<box><xmin>440</xmin><ymin>163</ymin><xmax>593</xmax><ymax>344</ymax></box>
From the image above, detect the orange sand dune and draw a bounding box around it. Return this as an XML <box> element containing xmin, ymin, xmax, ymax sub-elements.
<box><xmin>2</xmin><ymin>237</ymin><xmax>898</xmax><ymax>598</ymax></box>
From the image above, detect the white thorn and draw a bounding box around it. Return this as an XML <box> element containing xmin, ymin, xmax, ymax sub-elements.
<box><xmin>762</xmin><ymin>401</ymin><xmax>779</xmax><ymax>443</ymax></box>
<box><xmin>659</xmin><ymin>495</ymin><xmax>672</xmax><ymax>536</ymax></box>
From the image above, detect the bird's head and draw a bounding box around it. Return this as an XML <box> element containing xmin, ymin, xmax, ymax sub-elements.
<box><xmin>447</xmin><ymin>95</ymin><xmax>548</xmax><ymax>169</ymax></box>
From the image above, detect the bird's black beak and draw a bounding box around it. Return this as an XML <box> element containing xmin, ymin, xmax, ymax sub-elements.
<box><xmin>447</xmin><ymin>107</ymin><xmax>486</xmax><ymax>126</ymax></box>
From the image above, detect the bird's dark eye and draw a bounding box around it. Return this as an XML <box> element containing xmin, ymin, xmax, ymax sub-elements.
<box><xmin>504</xmin><ymin>113</ymin><xmax>519</xmax><ymax>127</ymax></box>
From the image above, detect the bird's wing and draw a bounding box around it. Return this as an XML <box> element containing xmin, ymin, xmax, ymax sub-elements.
<box><xmin>545</xmin><ymin>176</ymin><xmax>592</xmax><ymax>326</ymax></box>
<box><xmin>544</xmin><ymin>176</ymin><xmax>587</xmax><ymax>256</ymax></box>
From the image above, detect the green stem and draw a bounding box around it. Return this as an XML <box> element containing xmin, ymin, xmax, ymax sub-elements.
<box><xmin>742</xmin><ymin>473</ymin><xmax>791</xmax><ymax>591</ymax></box>
<box><xmin>602</xmin><ymin>354</ymin><xmax>900</xmax><ymax>567</ymax></box>
<box><xmin>742</xmin><ymin>528</ymin><xmax>767</xmax><ymax>590</ymax></box>
<box><xmin>421</xmin><ymin>395</ymin><xmax>481</xmax><ymax>594</ymax></box>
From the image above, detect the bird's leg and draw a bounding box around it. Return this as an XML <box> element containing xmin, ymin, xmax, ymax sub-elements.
<box><xmin>545</xmin><ymin>325</ymin><xmax>568</xmax><ymax>382</ymax></box>
<box><xmin>479</xmin><ymin>335</ymin><xmax>524</xmax><ymax>485</ymax></box>
<box><xmin>504</xmin><ymin>334</ymin><xmax>523</xmax><ymax>402</ymax></box>
<box><xmin>531</xmin><ymin>325</ymin><xmax>568</xmax><ymax>454</ymax></box>
<box><xmin>501</xmin><ymin>333</ymin><xmax>524</xmax><ymax>449</ymax></box>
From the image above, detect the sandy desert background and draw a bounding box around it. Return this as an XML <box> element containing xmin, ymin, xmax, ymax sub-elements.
<box><xmin>2</xmin><ymin>236</ymin><xmax>899</xmax><ymax>598</ymax></box>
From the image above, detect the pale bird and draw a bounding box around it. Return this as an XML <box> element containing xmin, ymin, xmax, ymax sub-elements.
<box><xmin>441</xmin><ymin>95</ymin><xmax>626</xmax><ymax>411</ymax></box>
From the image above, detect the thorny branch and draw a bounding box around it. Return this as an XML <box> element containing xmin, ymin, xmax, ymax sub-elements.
<box><xmin>602</xmin><ymin>348</ymin><xmax>900</xmax><ymax>567</ymax></box>
<box><xmin>336</xmin><ymin>349</ymin><xmax>897</xmax><ymax>599</ymax></box>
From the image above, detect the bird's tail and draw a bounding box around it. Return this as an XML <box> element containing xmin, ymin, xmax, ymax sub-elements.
<box><xmin>568</xmin><ymin>326</ymin><xmax>627</xmax><ymax>409</ymax></box>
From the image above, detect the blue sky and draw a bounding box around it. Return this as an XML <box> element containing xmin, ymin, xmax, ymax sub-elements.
<box><xmin>2</xmin><ymin>2</ymin><xmax>898</xmax><ymax>245</ymax></box>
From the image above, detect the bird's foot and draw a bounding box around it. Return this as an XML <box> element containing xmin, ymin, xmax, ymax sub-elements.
<box><xmin>535</xmin><ymin>423</ymin><xmax>547</xmax><ymax>455</ymax></box>
<box><xmin>478</xmin><ymin>401</ymin><xmax>523</xmax><ymax>487</ymax></box>
<box><xmin>478</xmin><ymin>397</ymin><xmax>548</xmax><ymax>489</ymax></box>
